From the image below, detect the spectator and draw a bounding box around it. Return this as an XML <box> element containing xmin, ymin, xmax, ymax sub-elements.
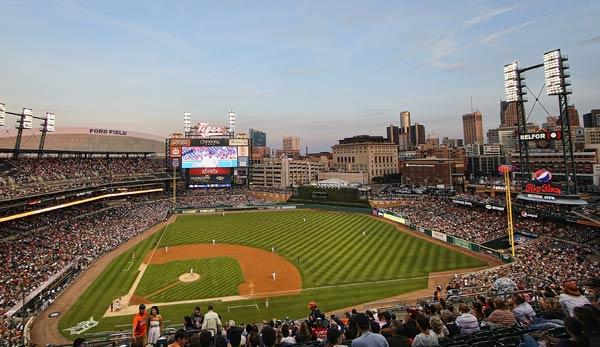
<box><xmin>555</xmin><ymin>317</ymin><xmax>590</xmax><ymax>347</ymax></box>
<box><xmin>201</xmin><ymin>304</ymin><xmax>222</xmax><ymax>336</ymax></box>
<box><xmin>440</xmin><ymin>310</ymin><xmax>460</xmax><ymax>337</ymax></box>
<box><xmin>325</xmin><ymin>327</ymin><xmax>345</xmax><ymax>347</ymax></box>
<box><xmin>455</xmin><ymin>303</ymin><xmax>479</xmax><ymax>335</ymax></box>
<box><xmin>386</xmin><ymin>322</ymin><xmax>410</xmax><ymax>347</ymax></box>
<box><xmin>512</xmin><ymin>293</ymin><xmax>536</xmax><ymax>326</ymax></box>
<box><xmin>280</xmin><ymin>323</ymin><xmax>296</xmax><ymax>345</ymax></box>
<box><xmin>132</xmin><ymin>304</ymin><xmax>148</xmax><ymax>344</ymax></box>
<box><xmin>351</xmin><ymin>313</ymin><xmax>389</xmax><ymax>347</ymax></box>
<box><xmin>429</xmin><ymin>316</ymin><xmax>448</xmax><ymax>339</ymax></box>
<box><xmin>73</xmin><ymin>338</ymin><xmax>85</xmax><ymax>347</ymax></box>
<box><xmin>192</xmin><ymin>306</ymin><xmax>204</xmax><ymax>329</ymax></box>
<box><xmin>411</xmin><ymin>313</ymin><xmax>438</xmax><ymax>347</ymax></box>
<box><xmin>485</xmin><ymin>298</ymin><xmax>516</xmax><ymax>329</ymax></box>
<box><xmin>560</xmin><ymin>281</ymin><xmax>591</xmax><ymax>316</ymax></box>
<box><xmin>147</xmin><ymin>306</ymin><xmax>163</xmax><ymax>345</ymax></box>
<box><xmin>169</xmin><ymin>329</ymin><xmax>188</xmax><ymax>347</ymax></box>
<box><xmin>261</xmin><ymin>326</ymin><xmax>276</xmax><ymax>347</ymax></box>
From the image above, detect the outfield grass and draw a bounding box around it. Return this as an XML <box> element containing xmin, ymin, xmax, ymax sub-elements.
<box><xmin>59</xmin><ymin>209</ymin><xmax>487</xmax><ymax>339</ymax></box>
<box><xmin>135</xmin><ymin>258</ymin><xmax>244</xmax><ymax>302</ymax></box>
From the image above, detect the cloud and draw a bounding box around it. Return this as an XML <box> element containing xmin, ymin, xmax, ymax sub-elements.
<box><xmin>480</xmin><ymin>17</ymin><xmax>548</xmax><ymax>45</ymax></box>
<box><xmin>465</xmin><ymin>5</ymin><xmax>518</xmax><ymax>26</ymax></box>
<box><xmin>431</xmin><ymin>36</ymin><xmax>465</xmax><ymax>70</ymax></box>
<box><xmin>577</xmin><ymin>36</ymin><xmax>600</xmax><ymax>46</ymax></box>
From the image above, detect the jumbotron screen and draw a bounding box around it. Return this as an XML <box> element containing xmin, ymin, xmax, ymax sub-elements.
<box><xmin>181</xmin><ymin>146</ymin><xmax>238</xmax><ymax>168</ymax></box>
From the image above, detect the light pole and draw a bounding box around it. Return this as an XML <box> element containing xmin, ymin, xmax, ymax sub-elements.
<box><xmin>0</xmin><ymin>102</ymin><xmax>56</xmax><ymax>158</ymax></box>
<box><xmin>498</xmin><ymin>165</ymin><xmax>515</xmax><ymax>257</ymax></box>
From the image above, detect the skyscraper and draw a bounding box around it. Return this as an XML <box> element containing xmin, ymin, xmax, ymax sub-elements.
<box><xmin>386</xmin><ymin>125</ymin><xmax>400</xmax><ymax>145</ymax></box>
<box><xmin>500</xmin><ymin>101</ymin><xmax>518</xmax><ymax>126</ymax></box>
<box><xmin>462</xmin><ymin>111</ymin><xmax>484</xmax><ymax>145</ymax></box>
<box><xmin>282</xmin><ymin>136</ymin><xmax>300</xmax><ymax>154</ymax></box>
<box><xmin>409</xmin><ymin>123</ymin><xmax>426</xmax><ymax>145</ymax></box>
<box><xmin>400</xmin><ymin>111</ymin><xmax>411</xmax><ymax>134</ymax></box>
<box><xmin>567</xmin><ymin>105</ymin><xmax>580</xmax><ymax>127</ymax></box>
<box><xmin>249</xmin><ymin>129</ymin><xmax>267</xmax><ymax>147</ymax></box>
<box><xmin>583</xmin><ymin>109</ymin><xmax>600</xmax><ymax>128</ymax></box>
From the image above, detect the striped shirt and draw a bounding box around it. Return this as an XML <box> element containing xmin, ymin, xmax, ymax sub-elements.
<box><xmin>455</xmin><ymin>313</ymin><xmax>480</xmax><ymax>335</ymax></box>
<box><xmin>486</xmin><ymin>309</ymin><xmax>516</xmax><ymax>327</ymax></box>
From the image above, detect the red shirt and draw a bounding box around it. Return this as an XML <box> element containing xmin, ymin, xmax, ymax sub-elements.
<box><xmin>132</xmin><ymin>312</ymin><xmax>148</xmax><ymax>337</ymax></box>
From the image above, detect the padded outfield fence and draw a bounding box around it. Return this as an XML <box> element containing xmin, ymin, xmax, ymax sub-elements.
<box><xmin>373</xmin><ymin>208</ymin><xmax>513</xmax><ymax>263</ymax></box>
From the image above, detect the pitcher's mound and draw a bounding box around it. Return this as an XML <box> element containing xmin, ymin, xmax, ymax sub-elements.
<box><xmin>179</xmin><ymin>273</ymin><xmax>200</xmax><ymax>282</ymax></box>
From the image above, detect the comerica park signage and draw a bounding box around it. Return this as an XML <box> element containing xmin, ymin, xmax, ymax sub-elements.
<box><xmin>519</xmin><ymin>130</ymin><xmax>561</xmax><ymax>141</ymax></box>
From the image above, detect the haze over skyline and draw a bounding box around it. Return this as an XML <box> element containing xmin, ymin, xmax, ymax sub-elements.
<box><xmin>1</xmin><ymin>0</ymin><xmax>599</xmax><ymax>151</ymax></box>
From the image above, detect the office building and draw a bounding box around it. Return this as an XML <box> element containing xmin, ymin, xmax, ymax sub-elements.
<box><xmin>250</xmin><ymin>158</ymin><xmax>325</xmax><ymax>188</ymax></box>
<box><xmin>500</xmin><ymin>101</ymin><xmax>518</xmax><ymax>127</ymax></box>
<box><xmin>386</xmin><ymin>125</ymin><xmax>400</xmax><ymax>146</ymax></box>
<box><xmin>462</xmin><ymin>111</ymin><xmax>484</xmax><ymax>145</ymax></box>
<box><xmin>332</xmin><ymin>136</ymin><xmax>399</xmax><ymax>182</ymax></box>
<box><xmin>249</xmin><ymin>129</ymin><xmax>267</xmax><ymax>147</ymax></box>
<box><xmin>282</xmin><ymin>136</ymin><xmax>300</xmax><ymax>155</ymax></box>
<box><xmin>583</xmin><ymin>109</ymin><xmax>600</xmax><ymax>128</ymax></box>
<box><xmin>567</xmin><ymin>105</ymin><xmax>580</xmax><ymax>127</ymax></box>
<box><xmin>409</xmin><ymin>123</ymin><xmax>426</xmax><ymax>146</ymax></box>
<box><xmin>400</xmin><ymin>111</ymin><xmax>411</xmax><ymax>133</ymax></box>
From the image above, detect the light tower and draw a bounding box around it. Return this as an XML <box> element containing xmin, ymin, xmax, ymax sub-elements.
<box><xmin>544</xmin><ymin>49</ymin><xmax>577</xmax><ymax>194</ymax></box>
<box><xmin>228</xmin><ymin>110</ymin><xmax>236</xmax><ymax>137</ymax></box>
<box><xmin>183</xmin><ymin>110</ymin><xmax>192</xmax><ymax>134</ymax></box>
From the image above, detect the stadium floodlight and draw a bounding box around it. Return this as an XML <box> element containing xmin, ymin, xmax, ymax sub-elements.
<box><xmin>183</xmin><ymin>111</ymin><xmax>191</xmax><ymax>133</ymax></box>
<box><xmin>503</xmin><ymin>62</ymin><xmax>523</xmax><ymax>103</ymax></box>
<box><xmin>544</xmin><ymin>49</ymin><xmax>567</xmax><ymax>95</ymax></box>
<box><xmin>0</xmin><ymin>103</ymin><xmax>5</xmax><ymax>127</ymax></box>
<box><xmin>45</xmin><ymin>112</ymin><xmax>55</xmax><ymax>132</ymax></box>
<box><xmin>21</xmin><ymin>108</ymin><xmax>33</xmax><ymax>129</ymax></box>
<box><xmin>228</xmin><ymin>110</ymin><xmax>236</xmax><ymax>134</ymax></box>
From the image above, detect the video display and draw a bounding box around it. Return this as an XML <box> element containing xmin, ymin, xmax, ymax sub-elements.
<box><xmin>182</xmin><ymin>146</ymin><xmax>238</xmax><ymax>168</ymax></box>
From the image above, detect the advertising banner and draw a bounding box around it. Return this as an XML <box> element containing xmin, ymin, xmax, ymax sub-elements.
<box><xmin>229</xmin><ymin>138</ymin><xmax>249</xmax><ymax>146</ymax></box>
<box><xmin>432</xmin><ymin>230</ymin><xmax>447</xmax><ymax>242</ymax></box>
<box><xmin>170</xmin><ymin>146</ymin><xmax>182</xmax><ymax>157</ymax></box>
<box><xmin>382</xmin><ymin>213</ymin><xmax>407</xmax><ymax>225</ymax></box>
<box><xmin>452</xmin><ymin>200</ymin><xmax>473</xmax><ymax>206</ymax></box>
<box><xmin>190</xmin><ymin>138</ymin><xmax>230</xmax><ymax>146</ymax></box>
<box><xmin>237</xmin><ymin>146</ymin><xmax>249</xmax><ymax>157</ymax></box>
<box><xmin>170</xmin><ymin>138</ymin><xmax>191</xmax><ymax>147</ymax></box>
<box><xmin>237</xmin><ymin>156</ymin><xmax>248</xmax><ymax>167</ymax></box>
<box><xmin>189</xmin><ymin>168</ymin><xmax>231</xmax><ymax>175</ymax></box>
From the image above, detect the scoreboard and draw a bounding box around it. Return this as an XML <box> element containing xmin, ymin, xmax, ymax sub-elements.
<box><xmin>167</xmin><ymin>137</ymin><xmax>249</xmax><ymax>188</ymax></box>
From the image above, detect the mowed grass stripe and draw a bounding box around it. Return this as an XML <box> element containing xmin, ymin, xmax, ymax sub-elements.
<box><xmin>137</xmin><ymin>258</ymin><xmax>244</xmax><ymax>302</ymax></box>
<box><xmin>60</xmin><ymin>209</ymin><xmax>488</xmax><ymax>339</ymax></box>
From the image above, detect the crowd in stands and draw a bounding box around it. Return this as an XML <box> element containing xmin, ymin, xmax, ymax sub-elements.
<box><xmin>91</xmin><ymin>280</ymin><xmax>600</xmax><ymax>347</ymax></box>
<box><xmin>0</xmin><ymin>157</ymin><xmax>165</xmax><ymax>200</ymax></box>
<box><xmin>176</xmin><ymin>190</ymin><xmax>276</xmax><ymax>208</ymax></box>
<box><xmin>449</xmin><ymin>238</ymin><xmax>599</xmax><ymax>296</ymax></box>
<box><xmin>389</xmin><ymin>196</ymin><xmax>600</xmax><ymax>245</ymax></box>
<box><xmin>0</xmin><ymin>199</ymin><xmax>171</xmax><ymax>313</ymax></box>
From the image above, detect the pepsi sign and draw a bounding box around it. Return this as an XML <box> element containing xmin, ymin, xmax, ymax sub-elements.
<box><xmin>534</xmin><ymin>169</ymin><xmax>552</xmax><ymax>183</ymax></box>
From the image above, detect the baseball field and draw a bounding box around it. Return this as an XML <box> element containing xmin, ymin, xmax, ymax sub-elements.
<box><xmin>57</xmin><ymin>209</ymin><xmax>488</xmax><ymax>339</ymax></box>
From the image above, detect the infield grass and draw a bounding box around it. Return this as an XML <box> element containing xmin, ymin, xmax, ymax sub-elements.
<box><xmin>59</xmin><ymin>209</ymin><xmax>487</xmax><ymax>338</ymax></box>
<box><xmin>135</xmin><ymin>258</ymin><xmax>244</xmax><ymax>302</ymax></box>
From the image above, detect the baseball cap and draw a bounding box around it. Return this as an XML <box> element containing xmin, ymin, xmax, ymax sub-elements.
<box><xmin>139</xmin><ymin>304</ymin><xmax>146</xmax><ymax>310</ymax></box>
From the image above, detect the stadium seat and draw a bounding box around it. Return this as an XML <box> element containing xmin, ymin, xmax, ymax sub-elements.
<box><xmin>498</xmin><ymin>335</ymin><xmax>521</xmax><ymax>346</ymax></box>
<box><xmin>471</xmin><ymin>341</ymin><xmax>498</xmax><ymax>347</ymax></box>
<box><xmin>547</xmin><ymin>326</ymin><xmax>569</xmax><ymax>338</ymax></box>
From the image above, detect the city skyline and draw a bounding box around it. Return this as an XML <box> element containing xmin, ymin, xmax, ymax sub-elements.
<box><xmin>0</xmin><ymin>1</ymin><xmax>599</xmax><ymax>151</ymax></box>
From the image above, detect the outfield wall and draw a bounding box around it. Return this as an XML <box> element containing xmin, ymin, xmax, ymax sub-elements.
<box><xmin>374</xmin><ymin>209</ymin><xmax>512</xmax><ymax>263</ymax></box>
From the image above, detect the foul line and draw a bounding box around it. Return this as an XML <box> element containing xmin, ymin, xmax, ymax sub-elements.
<box><xmin>124</xmin><ymin>216</ymin><xmax>174</xmax><ymax>303</ymax></box>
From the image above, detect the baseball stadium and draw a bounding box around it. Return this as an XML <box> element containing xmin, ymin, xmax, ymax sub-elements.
<box><xmin>0</xmin><ymin>114</ymin><xmax>598</xmax><ymax>347</ymax></box>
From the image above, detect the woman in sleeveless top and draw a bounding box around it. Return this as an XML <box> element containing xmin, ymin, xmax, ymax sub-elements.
<box><xmin>147</xmin><ymin>306</ymin><xmax>163</xmax><ymax>345</ymax></box>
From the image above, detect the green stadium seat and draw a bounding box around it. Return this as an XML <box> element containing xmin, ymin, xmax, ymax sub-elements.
<box><xmin>471</xmin><ymin>341</ymin><xmax>498</xmax><ymax>347</ymax></box>
<box><xmin>498</xmin><ymin>335</ymin><xmax>521</xmax><ymax>346</ymax></box>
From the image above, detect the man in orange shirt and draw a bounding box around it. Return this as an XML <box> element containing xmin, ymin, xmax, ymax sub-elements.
<box><xmin>132</xmin><ymin>304</ymin><xmax>148</xmax><ymax>343</ymax></box>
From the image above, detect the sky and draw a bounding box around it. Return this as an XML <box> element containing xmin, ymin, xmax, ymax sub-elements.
<box><xmin>0</xmin><ymin>0</ymin><xmax>599</xmax><ymax>152</ymax></box>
